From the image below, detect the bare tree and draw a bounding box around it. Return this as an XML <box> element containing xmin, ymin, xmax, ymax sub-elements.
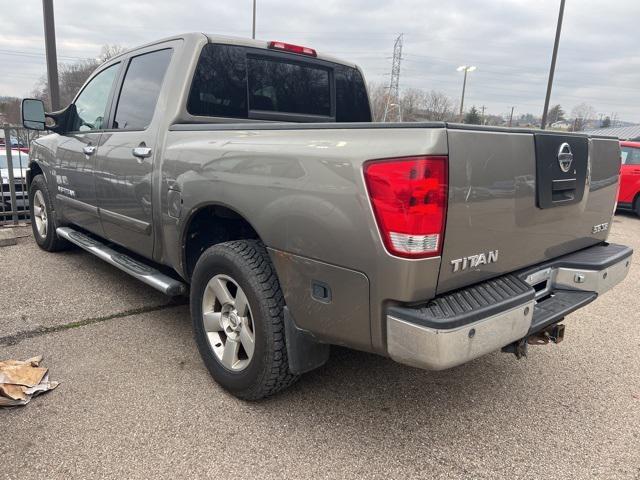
<box><xmin>367</xmin><ymin>82</ymin><xmax>388</xmax><ymax>122</ymax></box>
<box><xmin>571</xmin><ymin>102</ymin><xmax>596</xmax><ymax>131</ymax></box>
<box><xmin>32</xmin><ymin>44</ymin><xmax>126</xmax><ymax>110</ymax></box>
<box><xmin>423</xmin><ymin>90</ymin><xmax>456</xmax><ymax>121</ymax></box>
<box><xmin>0</xmin><ymin>97</ymin><xmax>22</xmax><ymax>124</ymax></box>
<box><xmin>98</xmin><ymin>44</ymin><xmax>127</xmax><ymax>63</ymax></box>
<box><xmin>399</xmin><ymin>88</ymin><xmax>426</xmax><ymax>122</ymax></box>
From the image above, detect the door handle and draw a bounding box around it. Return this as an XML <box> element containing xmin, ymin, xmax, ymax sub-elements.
<box><xmin>132</xmin><ymin>147</ymin><xmax>152</xmax><ymax>159</ymax></box>
<box><xmin>83</xmin><ymin>145</ymin><xmax>96</xmax><ymax>156</ymax></box>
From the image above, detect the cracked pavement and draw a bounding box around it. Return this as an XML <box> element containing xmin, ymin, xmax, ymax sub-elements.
<box><xmin>0</xmin><ymin>218</ymin><xmax>639</xmax><ymax>479</ymax></box>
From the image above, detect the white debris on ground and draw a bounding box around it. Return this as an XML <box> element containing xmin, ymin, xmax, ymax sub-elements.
<box><xmin>0</xmin><ymin>356</ymin><xmax>59</xmax><ymax>407</ymax></box>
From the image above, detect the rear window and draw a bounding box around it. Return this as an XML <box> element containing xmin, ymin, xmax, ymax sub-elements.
<box><xmin>247</xmin><ymin>57</ymin><xmax>330</xmax><ymax>117</ymax></box>
<box><xmin>187</xmin><ymin>43</ymin><xmax>371</xmax><ymax>122</ymax></box>
<box><xmin>335</xmin><ymin>65</ymin><xmax>370</xmax><ymax>122</ymax></box>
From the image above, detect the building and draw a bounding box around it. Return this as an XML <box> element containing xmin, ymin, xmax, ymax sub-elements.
<box><xmin>582</xmin><ymin>125</ymin><xmax>640</xmax><ymax>140</ymax></box>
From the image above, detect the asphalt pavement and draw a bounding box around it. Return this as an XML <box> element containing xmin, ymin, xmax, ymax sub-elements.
<box><xmin>1</xmin><ymin>217</ymin><xmax>639</xmax><ymax>479</ymax></box>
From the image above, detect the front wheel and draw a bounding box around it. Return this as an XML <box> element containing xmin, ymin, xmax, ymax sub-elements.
<box><xmin>29</xmin><ymin>174</ymin><xmax>68</xmax><ymax>252</ymax></box>
<box><xmin>190</xmin><ymin>240</ymin><xmax>298</xmax><ymax>400</ymax></box>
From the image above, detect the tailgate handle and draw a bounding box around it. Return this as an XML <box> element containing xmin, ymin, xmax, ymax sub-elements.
<box><xmin>552</xmin><ymin>178</ymin><xmax>576</xmax><ymax>192</ymax></box>
<box><xmin>551</xmin><ymin>178</ymin><xmax>577</xmax><ymax>203</ymax></box>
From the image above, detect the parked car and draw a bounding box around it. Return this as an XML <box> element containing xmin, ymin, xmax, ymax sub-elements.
<box><xmin>0</xmin><ymin>149</ymin><xmax>30</xmax><ymax>219</ymax></box>
<box><xmin>21</xmin><ymin>33</ymin><xmax>632</xmax><ymax>400</ymax></box>
<box><xmin>617</xmin><ymin>140</ymin><xmax>640</xmax><ymax>216</ymax></box>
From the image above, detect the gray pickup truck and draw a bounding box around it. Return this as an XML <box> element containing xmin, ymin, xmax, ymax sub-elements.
<box><xmin>21</xmin><ymin>33</ymin><xmax>632</xmax><ymax>400</ymax></box>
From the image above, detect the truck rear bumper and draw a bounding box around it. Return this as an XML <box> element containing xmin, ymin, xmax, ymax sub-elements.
<box><xmin>386</xmin><ymin>243</ymin><xmax>633</xmax><ymax>370</ymax></box>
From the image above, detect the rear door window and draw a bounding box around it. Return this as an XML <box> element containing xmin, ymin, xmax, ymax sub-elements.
<box><xmin>113</xmin><ymin>49</ymin><xmax>173</xmax><ymax>130</ymax></box>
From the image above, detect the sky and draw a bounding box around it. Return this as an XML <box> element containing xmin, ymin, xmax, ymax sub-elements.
<box><xmin>1</xmin><ymin>0</ymin><xmax>639</xmax><ymax>122</ymax></box>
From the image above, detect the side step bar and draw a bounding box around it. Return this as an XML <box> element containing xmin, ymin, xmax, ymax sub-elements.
<box><xmin>57</xmin><ymin>227</ymin><xmax>187</xmax><ymax>297</ymax></box>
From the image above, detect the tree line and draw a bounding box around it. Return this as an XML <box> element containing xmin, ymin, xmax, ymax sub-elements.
<box><xmin>0</xmin><ymin>45</ymin><xmax>125</xmax><ymax>125</ymax></box>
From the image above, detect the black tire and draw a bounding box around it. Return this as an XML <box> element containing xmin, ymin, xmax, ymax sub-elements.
<box><xmin>29</xmin><ymin>174</ymin><xmax>69</xmax><ymax>252</ymax></box>
<box><xmin>190</xmin><ymin>240</ymin><xmax>298</xmax><ymax>400</ymax></box>
<box><xmin>634</xmin><ymin>195</ymin><xmax>640</xmax><ymax>217</ymax></box>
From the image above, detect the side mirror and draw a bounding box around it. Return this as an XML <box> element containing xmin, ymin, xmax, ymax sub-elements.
<box><xmin>22</xmin><ymin>98</ymin><xmax>46</xmax><ymax>131</ymax></box>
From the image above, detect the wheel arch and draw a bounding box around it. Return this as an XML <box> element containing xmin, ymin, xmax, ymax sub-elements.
<box><xmin>181</xmin><ymin>201</ymin><xmax>264</xmax><ymax>280</ymax></box>
<box><xmin>26</xmin><ymin>160</ymin><xmax>44</xmax><ymax>189</ymax></box>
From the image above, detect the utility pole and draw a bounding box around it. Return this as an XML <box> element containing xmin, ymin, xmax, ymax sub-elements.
<box><xmin>457</xmin><ymin>65</ymin><xmax>476</xmax><ymax>121</ymax></box>
<box><xmin>383</xmin><ymin>34</ymin><xmax>403</xmax><ymax>122</ymax></box>
<box><xmin>541</xmin><ymin>0</ymin><xmax>566</xmax><ymax>130</ymax></box>
<box><xmin>42</xmin><ymin>0</ymin><xmax>60</xmax><ymax>111</ymax></box>
<box><xmin>252</xmin><ymin>0</ymin><xmax>256</xmax><ymax>39</ymax></box>
<box><xmin>481</xmin><ymin>105</ymin><xmax>486</xmax><ymax>125</ymax></box>
<box><xmin>508</xmin><ymin>106</ymin><xmax>515</xmax><ymax>127</ymax></box>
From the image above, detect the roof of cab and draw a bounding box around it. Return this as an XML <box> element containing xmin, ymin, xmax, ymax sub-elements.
<box><xmin>104</xmin><ymin>32</ymin><xmax>358</xmax><ymax>69</ymax></box>
<box><xmin>203</xmin><ymin>33</ymin><xmax>358</xmax><ymax>68</ymax></box>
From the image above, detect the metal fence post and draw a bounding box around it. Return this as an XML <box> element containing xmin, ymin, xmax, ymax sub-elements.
<box><xmin>3</xmin><ymin>125</ymin><xmax>19</xmax><ymax>224</ymax></box>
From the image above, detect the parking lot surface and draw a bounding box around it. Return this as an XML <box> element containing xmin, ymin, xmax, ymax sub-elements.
<box><xmin>1</xmin><ymin>217</ymin><xmax>639</xmax><ymax>479</ymax></box>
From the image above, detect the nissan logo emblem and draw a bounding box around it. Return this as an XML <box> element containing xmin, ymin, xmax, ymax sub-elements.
<box><xmin>557</xmin><ymin>142</ymin><xmax>573</xmax><ymax>173</ymax></box>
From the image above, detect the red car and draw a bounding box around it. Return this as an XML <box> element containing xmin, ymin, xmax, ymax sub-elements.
<box><xmin>618</xmin><ymin>141</ymin><xmax>640</xmax><ymax>216</ymax></box>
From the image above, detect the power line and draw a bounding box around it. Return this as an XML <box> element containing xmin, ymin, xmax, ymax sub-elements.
<box><xmin>0</xmin><ymin>48</ymin><xmax>87</xmax><ymax>61</ymax></box>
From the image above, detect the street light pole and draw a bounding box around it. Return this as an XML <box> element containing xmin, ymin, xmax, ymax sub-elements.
<box><xmin>252</xmin><ymin>0</ymin><xmax>256</xmax><ymax>39</ymax></box>
<box><xmin>42</xmin><ymin>0</ymin><xmax>60</xmax><ymax>111</ymax></box>
<box><xmin>541</xmin><ymin>0</ymin><xmax>566</xmax><ymax>130</ymax></box>
<box><xmin>457</xmin><ymin>65</ymin><xmax>476</xmax><ymax>121</ymax></box>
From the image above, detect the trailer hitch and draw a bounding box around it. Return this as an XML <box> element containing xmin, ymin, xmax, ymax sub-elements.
<box><xmin>527</xmin><ymin>324</ymin><xmax>565</xmax><ymax>345</ymax></box>
<box><xmin>502</xmin><ymin>324</ymin><xmax>566</xmax><ymax>360</ymax></box>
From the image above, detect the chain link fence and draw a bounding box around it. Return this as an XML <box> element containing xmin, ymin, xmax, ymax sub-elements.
<box><xmin>1</xmin><ymin>125</ymin><xmax>46</xmax><ymax>226</ymax></box>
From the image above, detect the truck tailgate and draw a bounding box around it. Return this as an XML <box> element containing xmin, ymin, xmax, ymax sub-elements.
<box><xmin>437</xmin><ymin>127</ymin><xmax>620</xmax><ymax>294</ymax></box>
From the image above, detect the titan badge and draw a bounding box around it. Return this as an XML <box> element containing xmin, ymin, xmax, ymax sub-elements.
<box><xmin>451</xmin><ymin>250</ymin><xmax>499</xmax><ymax>273</ymax></box>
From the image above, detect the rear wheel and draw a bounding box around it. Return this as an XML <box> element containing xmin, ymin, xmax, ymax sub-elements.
<box><xmin>634</xmin><ymin>194</ymin><xmax>640</xmax><ymax>217</ymax></box>
<box><xmin>190</xmin><ymin>240</ymin><xmax>298</xmax><ymax>400</ymax></box>
<box><xmin>29</xmin><ymin>174</ymin><xmax>68</xmax><ymax>252</ymax></box>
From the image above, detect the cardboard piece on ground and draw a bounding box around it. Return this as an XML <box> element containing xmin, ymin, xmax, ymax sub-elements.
<box><xmin>0</xmin><ymin>356</ymin><xmax>59</xmax><ymax>407</ymax></box>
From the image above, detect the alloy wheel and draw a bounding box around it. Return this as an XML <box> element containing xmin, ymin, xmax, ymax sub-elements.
<box><xmin>201</xmin><ymin>274</ymin><xmax>256</xmax><ymax>372</ymax></box>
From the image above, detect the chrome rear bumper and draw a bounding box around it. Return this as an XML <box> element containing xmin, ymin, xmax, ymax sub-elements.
<box><xmin>387</xmin><ymin>243</ymin><xmax>632</xmax><ymax>370</ymax></box>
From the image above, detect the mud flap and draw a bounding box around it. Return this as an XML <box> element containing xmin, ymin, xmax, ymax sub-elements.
<box><xmin>283</xmin><ymin>307</ymin><xmax>330</xmax><ymax>375</ymax></box>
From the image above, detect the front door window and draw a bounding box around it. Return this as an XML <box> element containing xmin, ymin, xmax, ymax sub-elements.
<box><xmin>71</xmin><ymin>63</ymin><xmax>119</xmax><ymax>132</ymax></box>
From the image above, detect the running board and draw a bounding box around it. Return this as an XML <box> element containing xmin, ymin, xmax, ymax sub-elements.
<box><xmin>56</xmin><ymin>227</ymin><xmax>187</xmax><ymax>296</ymax></box>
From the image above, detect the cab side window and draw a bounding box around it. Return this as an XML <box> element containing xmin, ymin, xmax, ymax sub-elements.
<box><xmin>113</xmin><ymin>49</ymin><xmax>173</xmax><ymax>130</ymax></box>
<box><xmin>71</xmin><ymin>63</ymin><xmax>119</xmax><ymax>132</ymax></box>
<box><xmin>622</xmin><ymin>147</ymin><xmax>640</xmax><ymax>165</ymax></box>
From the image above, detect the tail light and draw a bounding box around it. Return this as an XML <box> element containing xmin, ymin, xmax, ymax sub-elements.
<box><xmin>268</xmin><ymin>41</ymin><xmax>317</xmax><ymax>57</ymax></box>
<box><xmin>364</xmin><ymin>156</ymin><xmax>448</xmax><ymax>258</ymax></box>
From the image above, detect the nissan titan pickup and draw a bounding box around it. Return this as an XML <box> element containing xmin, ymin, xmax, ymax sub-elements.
<box><xmin>21</xmin><ymin>33</ymin><xmax>632</xmax><ymax>399</ymax></box>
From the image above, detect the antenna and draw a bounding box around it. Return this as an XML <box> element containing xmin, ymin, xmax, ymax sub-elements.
<box><xmin>383</xmin><ymin>33</ymin><xmax>403</xmax><ymax>122</ymax></box>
